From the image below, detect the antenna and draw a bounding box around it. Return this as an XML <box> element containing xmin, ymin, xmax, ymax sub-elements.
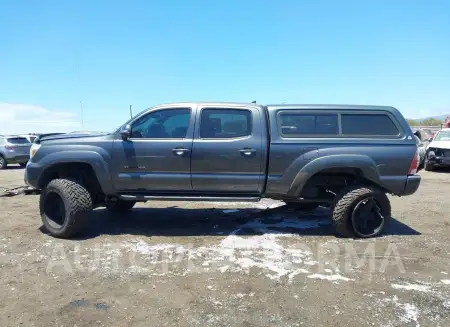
<box><xmin>80</xmin><ymin>100</ymin><xmax>84</xmax><ymax>127</ymax></box>
<box><xmin>129</xmin><ymin>105</ymin><xmax>133</xmax><ymax>118</ymax></box>
<box><xmin>75</xmin><ymin>46</ymin><xmax>84</xmax><ymax>128</ymax></box>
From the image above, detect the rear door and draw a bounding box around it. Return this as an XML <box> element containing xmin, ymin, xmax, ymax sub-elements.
<box><xmin>112</xmin><ymin>106</ymin><xmax>195</xmax><ymax>192</ymax></box>
<box><xmin>191</xmin><ymin>105</ymin><xmax>267</xmax><ymax>194</ymax></box>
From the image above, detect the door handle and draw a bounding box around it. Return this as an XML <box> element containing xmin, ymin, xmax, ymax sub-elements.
<box><xmin>172</xmin><ymin>148</ymin><xmax>189</xmax><ymax>156</ymax></box>
<box><xmin>239</xmin><ymin>148</ymin><xmax>256</xmax><ymax>156</ymax></box>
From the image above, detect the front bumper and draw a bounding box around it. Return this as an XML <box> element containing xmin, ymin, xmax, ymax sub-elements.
<box><xmin>24</xmin><ymin>161</ymin><xmax>42</xmax><ymax>189</ymax></box>
<box><xmin>403</xmin><ymin>175</ymin><xmax>421</xmax><ymax>196</ymax></box>
<box><xmin>428</xmin><ymin>156</ymin><xmax>450</xmax><ymax>167</ymax></box>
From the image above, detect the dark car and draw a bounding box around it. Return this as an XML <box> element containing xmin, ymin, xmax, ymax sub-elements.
<box><xmin>25</xmin><ymin>103</ymin><xmax>420</xmax><ymax>239</ymax></box>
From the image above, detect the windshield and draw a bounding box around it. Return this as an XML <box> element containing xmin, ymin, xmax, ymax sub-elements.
<box><xmin>7</xmin><ymin>137</ymin><xmax>30</xmax><ymax>144</ymax></box>
<box><xmin>434</xmin><ymin>131</ymin><xmax>450</xmax><ymax>141</ymax></box>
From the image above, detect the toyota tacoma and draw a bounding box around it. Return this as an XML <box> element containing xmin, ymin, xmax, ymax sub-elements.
<box><xmin>25</xmin><ymin>102</ymin><xmax>421</xmax><ymax>238</ymax></box>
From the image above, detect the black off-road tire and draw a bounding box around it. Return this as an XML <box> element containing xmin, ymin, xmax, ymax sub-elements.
<box><xmin>332</xmin><ymin>185</ymin><xmax>391</xmax><ymax>238</ymax></box>
<box><xmin>106</xmin><ymin>200</ymin><xmax>136</xmax><ymax>213</ymax></box>
<box><xmin>40</xmin><ymin>179</ymin><xmax>92</xmax><ymax>238</ymax></box>
<box><xmin>0</xmin><ymin>155</ymin><xmax>7</xmax><ymax>169</ymax></box>
<box><xmin>424</xmin><ymin>159</ymin><xmax>434</xmax><ymax>171</ymax></box>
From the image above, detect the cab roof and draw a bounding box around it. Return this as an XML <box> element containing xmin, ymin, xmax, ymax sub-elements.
<box><xmin>150</xmin><ymin>102</ymin><xmax>396</xmax><ymax>111</ymax></box>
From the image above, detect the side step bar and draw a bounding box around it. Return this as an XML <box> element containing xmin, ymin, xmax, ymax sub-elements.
<box><xmin>118</xmin><ymin>194</ymin><xmax>261</xmax><ymax>202</ymax></box>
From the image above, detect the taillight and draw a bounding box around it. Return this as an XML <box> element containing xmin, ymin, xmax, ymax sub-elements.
<box><xmin>4</xmin><ymin>145</ymin><xmax>14</xmax><ymax>150</ymax></box>
<box><xmin>408</xmin><ymin>150</ymin><xmax>419</xmax><ymax>175</ymax></box>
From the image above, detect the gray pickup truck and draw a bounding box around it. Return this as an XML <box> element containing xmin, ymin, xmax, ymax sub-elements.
<box><xmin>25</xmin><ymin>102</ymin><xmax>421</xmax><ymax>239</ymax></box>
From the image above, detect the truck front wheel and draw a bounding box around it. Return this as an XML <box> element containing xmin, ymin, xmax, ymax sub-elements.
<box><xmin>332</xmin><ymin>186</ymin><xmax>391</xmax><ymax>238</ymax></box>
<box><xmin>40</xmin><ymin>179</ymin><xmax>92</xmax><ymax>238</ymax></box>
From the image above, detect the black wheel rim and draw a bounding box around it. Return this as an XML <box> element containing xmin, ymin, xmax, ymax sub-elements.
<box><xmin>44</xmin><ymin>192</ymin><xmax>66</xmax><ymax>229</ymax></box>
<box><xmin>351</xmin><ymin>197</ymin><xmax>385</xmax><ymax>237</ymax></box>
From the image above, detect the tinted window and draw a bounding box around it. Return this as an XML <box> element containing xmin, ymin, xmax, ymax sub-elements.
<box><xmin>131</xmin><ymin>108</ymin><xmax>191</xmax><ymax>138</ymax></box>
<box><xmin>200</xmin><ymin>109</ymin><xmax>252</xmax><ymax>138</ymax></box>
<box><xmin>341</xmin><ymin>114</ymin><xmax>399</xmax><ymax>136</ymax></box>
<box><xmin>7</xmin><ymin>137</ymin><xmax>30</xmax><ymax>144</ymax></box>
<box><xmin>279</xmin><ymin>113</ymin><xmax>339</xmax><ymax>136</ymax></box>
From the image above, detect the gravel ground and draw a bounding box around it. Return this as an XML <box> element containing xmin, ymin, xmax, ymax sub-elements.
<box><xmin>1</xmin><ymin>166</ymin><xmax>449</xmax><ymax>327</ymax></box>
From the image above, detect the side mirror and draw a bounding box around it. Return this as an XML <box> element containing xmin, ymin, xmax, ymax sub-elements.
<box><xmin>427</xmin><ymin>137</ymin><xmax>433</xmax><ymax>142</ymax></box>
<box><xmin>120</xmin><ymin>125</ymin><xmax>131</xmax><ymax>140</ymax></box>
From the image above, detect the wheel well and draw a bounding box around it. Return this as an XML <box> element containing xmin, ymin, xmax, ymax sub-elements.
<box><xmin>38</xmin><ymin>162</ymin><xmax>104</xmax><ymax>202</ymax></box>
<box><xmin>299</xmin><ymin>167</ymin><xmax>385</xmax><ymax>199</ymax></box>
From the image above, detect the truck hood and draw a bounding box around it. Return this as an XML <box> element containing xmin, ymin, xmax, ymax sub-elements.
<box><xmin>39</xmin><ymin>132</ymin><xmax>110</xmax><ymax>143</ymax></box>
<box><xmin>427</xmin><ymin>140</ymin><xmax>450</xmax><ymax>150</ymax></box>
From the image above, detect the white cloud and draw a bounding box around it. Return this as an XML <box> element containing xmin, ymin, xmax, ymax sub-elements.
<box><xmin>0</xmin><ymin>103</ymin><xmax>81</xmax><ymax>134</ymax></box>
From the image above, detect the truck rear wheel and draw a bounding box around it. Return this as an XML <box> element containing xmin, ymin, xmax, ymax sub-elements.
<box><xmin>40</xmin><ymin>179</ymin><xmax>92</xmax><ymax>238</ymax></box>
<box><xmin>106</xmin><ymin>200</ymin><xmax>136</xmax><ymax>213</ymax></box>
<box><xmin>332</xmin><ymin>186</ymin><xmax>391</xmax><ymax>238</ymax></box>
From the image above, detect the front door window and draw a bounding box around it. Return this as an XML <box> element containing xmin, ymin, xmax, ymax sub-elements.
<box><xmin>131</xmin><ymin>108</ymin><xmax>191</xmax><ymax>139</ymax></box>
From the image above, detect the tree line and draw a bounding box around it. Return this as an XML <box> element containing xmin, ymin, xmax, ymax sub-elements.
<box><xmin>406</xmin><ymin>118</ymin><xmax>444</xmax><ymax>126</ymax></box>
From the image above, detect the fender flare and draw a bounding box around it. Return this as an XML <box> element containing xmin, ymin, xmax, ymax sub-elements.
<box><xmin>37</xmin><ymin>150</ymin><xmax>114</xmax><ymax>194</ymax></box>
<box><xmin>287</xmin><ymin>154</ymin><xmax>381</xmax><ymax>197</ymax></box>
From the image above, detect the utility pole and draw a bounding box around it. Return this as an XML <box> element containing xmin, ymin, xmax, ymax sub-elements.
<box><xmin>129</xmin><ymin>105</ymin><xmax>133</xmax><ymax>118</ymax></box>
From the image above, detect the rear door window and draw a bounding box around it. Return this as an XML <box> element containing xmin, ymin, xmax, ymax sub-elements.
<box><xmin>6</xmin><ymin>137</ymin><xmax>30</xmax><ymax>144</ymax></box>
<box><xmin>200</xmin><ymin>109</ymin><xmax>252</xmax><ymax>138</ymax></box>
<box><xmin>278</xmin><ymin>113</ymin><xmax>339</xmax><ymax>136</ymax></box>
<box><xmin>341</xmin><ymin>114</ymin><xmax>399</xmax><ymax>136</ymax></box>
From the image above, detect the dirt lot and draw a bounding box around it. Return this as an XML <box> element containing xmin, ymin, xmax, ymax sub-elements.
<box><xmin>1</xmin><ymin>167</ymin><xmax>449</xmax><ymax>327</ymax></box>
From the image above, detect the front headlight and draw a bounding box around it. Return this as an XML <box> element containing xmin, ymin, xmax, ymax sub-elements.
<box><xmin>428</xmin><ymin>147</ymin><xmax>443</xmax><ymax>157</ymax></box>
<box><xmin>30</xmin><ymin>144</ymin><xmax>41</xmax><ymax>158</ymax></box>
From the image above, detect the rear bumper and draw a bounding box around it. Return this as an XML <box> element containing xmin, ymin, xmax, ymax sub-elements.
<box><xmin>403</xmin><ymin>175</ymin><xmax>421</xmax><ymax>196</ymax></box>
<box><xmin>5</xmin><ymin>155</ymin><xmax>29</xmax><ymax>164</ymax></box>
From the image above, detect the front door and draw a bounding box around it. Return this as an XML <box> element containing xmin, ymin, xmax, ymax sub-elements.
<box><xmin>191</xmin><ymin>106</ymin><xmax>266</xmax><ymax>194</ymax></box>
<box><xmin>112</xmin><ymin>107</ymin><xmax>195</xmax><ymax>192</ymax></box>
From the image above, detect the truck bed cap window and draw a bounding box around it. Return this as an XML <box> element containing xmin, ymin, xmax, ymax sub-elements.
<box><xmin>279</xmin><ymin>113</ymin><xmax>339</xmax><ymax>136</ymax></box>
<box><xmin>341</xmin><ymin>114</ymin><xmax>399</xmax><ymax>136</ymax></box>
